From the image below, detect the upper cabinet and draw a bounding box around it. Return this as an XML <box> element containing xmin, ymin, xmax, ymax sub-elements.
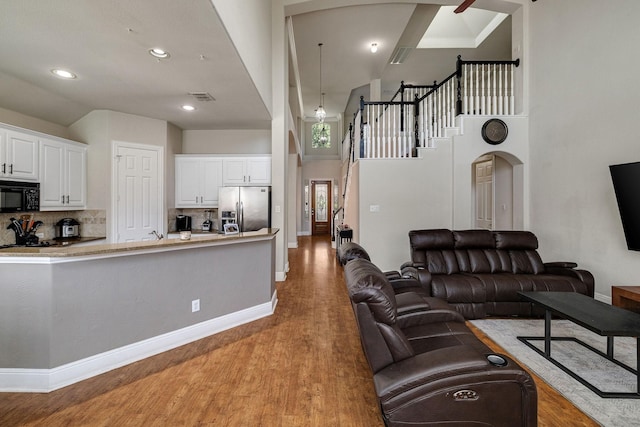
<box><xmin>39</xmin><ymin>138</ymin><xmax>87</xmax><ymax>210</ymax></box>
<box><xmin>175</xmin><ymin>156</ymin><xmax>223</xmax><ymax>208</ymax></box>
<box><xmin>0</xmin><ymin>130</ymin><xmax>39</xmax><ymax>181</ymax></box>
<box><xmin>222</xmin><ymin>156</ymin><xmax>271</xmax><ymax>186</ymax></box>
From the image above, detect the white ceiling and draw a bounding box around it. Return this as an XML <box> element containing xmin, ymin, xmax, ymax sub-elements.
<box><xmin>0</xmin><ymin>0</ymin><xmax>514</xmax><ymax>131</ymax></box>
<box><xmin>286</xmin><ymin>1</ymin><xmax>513</xmax><ymax>121</ymax></box>
<box><xmin>0</xmin><ymin>0</ymin><xmax>270</xmax><ymax>130</ymax></box>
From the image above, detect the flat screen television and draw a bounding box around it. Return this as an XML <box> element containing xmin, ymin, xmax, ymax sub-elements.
<box><xmin>610</xmin><ymin>161</ymin><xmax>640</xmax><ymax>251</ymax></box>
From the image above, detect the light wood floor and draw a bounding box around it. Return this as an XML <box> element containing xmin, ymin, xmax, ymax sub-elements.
<box><xmin>0</xmin><ymin>236</ymin><xmax>598</xmax><ymax>426</ymax></box>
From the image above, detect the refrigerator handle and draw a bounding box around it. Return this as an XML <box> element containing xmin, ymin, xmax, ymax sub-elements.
<box><xmin>239</xmin><ymin>201</ymin><xmax>244</xmax><ymax>231</ymax></box>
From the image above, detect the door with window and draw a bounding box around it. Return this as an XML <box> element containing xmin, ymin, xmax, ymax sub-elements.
<box><xmin>311</xmin><ymin>180</ymin><xmax>332</xmax><ymax>235</ymax></box>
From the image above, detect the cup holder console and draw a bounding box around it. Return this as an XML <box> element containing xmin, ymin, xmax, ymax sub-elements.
<box><xmin>487</xmin><ymin>354</ymin><xmax>508</xmax><ymax>367</ymax></box>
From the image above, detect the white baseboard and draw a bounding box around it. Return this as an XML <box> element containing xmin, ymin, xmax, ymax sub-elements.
<box><xmin>594</xmin><ymin>291</ymin><xmax>611</xmax><ymax>304</ymax></box>
<box><xmin>0</xmin><ymin>294</ymin><xmax>277</xmax><ymax>393</ymax></box>
<box><xmin>288</xmin><ymin>241</ymin><xmax>298</xmax><ymax>248</ymax></box>
<box><xmin>297</xmin><ymin>231</ymin><xmax>311</xmax><ymax>236</ymax></box>
<box><xmin>276</xmin><ymin>270</ymin><xmax>287</xmax><ymax>281</ymax></box>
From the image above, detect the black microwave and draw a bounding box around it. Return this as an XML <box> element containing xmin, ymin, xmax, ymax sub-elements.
<box><xmin>0</xmin><ymin>180</ymin><xmax>39</xmax><ymax>213</ymax></box>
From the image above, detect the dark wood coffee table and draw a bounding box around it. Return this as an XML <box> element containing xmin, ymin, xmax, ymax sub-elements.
<box><xmin>518</xmin><ymin>291</ymin><xmax>640</xmax><ymax>399</ymax></box>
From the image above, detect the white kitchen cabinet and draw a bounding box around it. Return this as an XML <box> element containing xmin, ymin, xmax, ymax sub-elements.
<box><xmin>39</xmin><ymin>138</ymin><xmax>87</xmax><ymax>210</ymax></box>
<box><xmin>222</xmin><ymin>156</ymin><xmax>271</xmax><ymax>186</ymax></box>
<box><xmin>0</xmin><ymin>130</ymin><xmax>39</xmax><ymax>181</ymax></box>
<box><xmin>175</xmin><ymin>156</ymin><xmax>223</xmax><ymax>208</ymax></box>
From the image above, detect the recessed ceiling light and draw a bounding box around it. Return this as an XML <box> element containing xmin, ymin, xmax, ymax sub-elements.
<box><xmin>370</xmin><ymin>43</ymin><xmax>378</xmax><ymax>53</ymax></box>
<box><xmin>149</xmin><ymin>48</ymin><xmax>170</xmax><ymax>59</ymax></box>
<box><xmin>181</xmin><ymin>105</ymin><xmax>196</xmax><ymax>111</ymax></box>
<box><xmin>51</xmin><ymin>69</ymin><xmax>77</xmax><ymax>79</ymax></box>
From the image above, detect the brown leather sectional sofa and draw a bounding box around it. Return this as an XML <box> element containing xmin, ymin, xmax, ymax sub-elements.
<box><xmin>343</xmin><ymin>256</ymin><xmax>538</xmax><ymax>426</ymax></box>
<box><xmin>401</xmin><ymin>229</ymin><xmax>594</xmax><ymax>319</ymax></box>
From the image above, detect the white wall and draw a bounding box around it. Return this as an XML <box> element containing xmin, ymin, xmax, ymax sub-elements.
<box><xmin>288</xmin><ymin>153</ymin><xmax>299</xmax><ymax>246</ymax></box>
<box><xmin>452</xmin><ymin>116</ymin><xmax>529</xmax><ymax>229</ymax></box>
<box><xmin>0</xmin><ymin>107</ymin><xmax>71</xmax><ymax>140</ymax></box>
<box><xmin>69</xmin><ymin>110</ymin><xmax>172</xmax><ymax>238</ymax></box>
<box><xmin>529</xmin><ymin>0</ymin><xmax>640</xmax><ymax>301</ymax></box>
<box><xmin>211</xmin><ymin>0</ymin><xmax>273</xmax><ymax>116</ymax></box>
<box><xmin>357</xmin><ymin>141</ymin><xmax>453</xmax><ymax>271</ymax></box>
<box><xmin>69</xmin><ymin>111</ymin><xmax>110</xmax><ymax>211</ymax></box>
<box><xmin>182</xmin><ymin>129</ymin><xmax>271</xmax><ymax>154</ymax></box>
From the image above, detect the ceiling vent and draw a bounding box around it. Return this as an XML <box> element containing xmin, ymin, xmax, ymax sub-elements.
<box><xmin>189</xmin><ymin>92</ymin><xmax>215</xmax><ymax>102</ymax></box>
<box><xmin>389</xmin><ymin>47</ymin><xmax>413</xmax><ymax>65</ymax></box>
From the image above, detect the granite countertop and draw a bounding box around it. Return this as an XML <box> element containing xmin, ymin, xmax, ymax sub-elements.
<box><xmin>44</xmin><ymin>236</ymin><xmax>107</xmax><ymax>246</ymax></box>
<box><xmin>0</xmin><ymin>228</ymin><xmax>278</xmax><ymax>258</ymax></box>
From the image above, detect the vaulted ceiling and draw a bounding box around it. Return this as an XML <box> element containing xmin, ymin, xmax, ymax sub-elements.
<box><xmin>0</xmin><ymin>0</ymin><xmax>514</xmax><ymax>131</ymax></box>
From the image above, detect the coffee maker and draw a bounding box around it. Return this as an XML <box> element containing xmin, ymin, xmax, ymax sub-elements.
<box><xmin>176</xmin><ymin>215</ymin><xmax>192</xmax><ymax>231</ymax></box>
<box><xmin>202</xmin><ymin>210</ymin><xmax>213</xmax><ymax>232</ymax></box>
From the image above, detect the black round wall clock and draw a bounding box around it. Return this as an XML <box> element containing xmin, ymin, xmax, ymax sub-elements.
<box><xmin>481</xmin><ymin>118</ymin><xmax>508</xmax><ymax>145</ymax></box>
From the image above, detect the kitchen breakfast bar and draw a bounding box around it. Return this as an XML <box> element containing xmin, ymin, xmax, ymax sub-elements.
<box><xmin>0</xmin><ymin>229</ymin><xmax>278</xmax><ymax>392</ymax></box>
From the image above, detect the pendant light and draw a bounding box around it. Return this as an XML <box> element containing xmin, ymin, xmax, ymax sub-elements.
<box><xmin>315</xmin><ymin>43</ymin><xmax>326</xmax><ymax>123</ymax></box>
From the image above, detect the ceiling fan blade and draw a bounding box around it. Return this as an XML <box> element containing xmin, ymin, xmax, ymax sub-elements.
<box><xmin>454</xmin><ymin>0</ymin><xmax>476</xmax><ymax>13</ymax></box>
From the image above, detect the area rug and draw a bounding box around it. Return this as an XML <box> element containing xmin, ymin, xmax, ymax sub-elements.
<box><xmin>470</xmin><ymin>318</ymin><xmax>639</xmax><ymax>426</ymax></box>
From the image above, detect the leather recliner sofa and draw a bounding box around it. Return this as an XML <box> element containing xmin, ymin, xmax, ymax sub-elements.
<box><xmin>344</xmin><ymin>257</ymin><xmax>538</xmax><ymax>427</ymax></box>
<box><xmin>402</xmin><ymin>229</ymin><xmax>595</xmax><ymax>319</ymax></box>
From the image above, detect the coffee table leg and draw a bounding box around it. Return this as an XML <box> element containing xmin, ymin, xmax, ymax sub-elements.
<box><xmin>545</xmin><ymin>309</ymin><xmax>551</xmax><ymax>357</ymax></box>
<box><xmin>607</xmin><ymin>336</ymin><xmax>614</xmax><ymax>359</ymax></box>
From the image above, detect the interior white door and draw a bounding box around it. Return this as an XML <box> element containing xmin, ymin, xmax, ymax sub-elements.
<box><xmin>474</xmin><ymin>158</ymin><xmax>494</xmax><ymax>230</ymax></box>
<box><xmin>114</xmin><ymin>143</ymin><xmax>163</xmax><ymax>242</ymax></box>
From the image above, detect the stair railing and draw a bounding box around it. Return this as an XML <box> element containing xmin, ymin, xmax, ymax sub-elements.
<box><xmin>359</xmin><ymin>96</ymin><xmax>415</xmax><ymax>159</ymax></box>
<box><xmin>456</xmin><ymin>55</ymin><xmax>521</xmax><ymax>116</ymax></box>
<box><xmin>358</xmin><ymin>56</ymin><xmax>521</xmax><ymax>157</ymax></box>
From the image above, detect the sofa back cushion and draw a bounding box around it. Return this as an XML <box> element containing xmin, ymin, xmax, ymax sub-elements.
<box><xmin>345</xmin><ymin>258</ymin><xmax>398</xmax><ymax>322</ymax></box>
<box><xmin>494</xmin><ymin>231</ymin><xmax>545</xmax><ymax>274</ymax></box>
<box><xmin>337</xmin><ymin>241</ymin><xmax>371</xmax><ymax>266</ymax></box>
<box><xmin>409</xmin><ymin>229</ymin><xmax>459</xmax><ymax>274</ymax></box>
<box><xmin>344</xmin><ymin>259</ymin><xmax>415</xmax><ymax>370</ymax></box>
<box><xmin>454</xmin><ymin>230</ymin><xmax>495</xmax><ymax>273</ymax></box>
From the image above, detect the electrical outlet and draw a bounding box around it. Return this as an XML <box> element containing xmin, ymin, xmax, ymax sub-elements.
<box><xmin>191</xmin><ymin>299</ymin><xmax>200</xmax><ymax>313</ymax></box>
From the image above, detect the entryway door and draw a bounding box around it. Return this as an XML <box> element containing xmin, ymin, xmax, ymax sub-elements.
<box><xmin>474</xmin><ymin>157</ymin><xmax>494</xmax><ymax>230</ymax></box>
<box><xmin>113</xmin><ymin>141</ymin><xmax>164</xmax><ymax>242</ymax></box>
<box><xmin>311</xmin><ymin>180</ymin><xmax>332</xmax><ymax>235</ymax></box>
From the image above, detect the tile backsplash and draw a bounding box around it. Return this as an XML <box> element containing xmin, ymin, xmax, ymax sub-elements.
<box><xmin>0</xmin><ymin>210</ymin><xmax>106</xmax><ymax>245</ymax></box>
<box><xmin>1</xmin><ymin>208</ymin><xmax>217</xmax><ymax>245</ymax></box>
<box><xmin>168</xmin><ymin>208</ymin><xmax>218</xmax><ymax>232</ymax></box>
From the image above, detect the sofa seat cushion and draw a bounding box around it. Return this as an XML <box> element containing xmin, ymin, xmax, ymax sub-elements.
<box><xmin>470</xmin><ymin>273</ymin><xmax>535</xmax><ymax>302</ymax></box>
<box><xmin>527</xmin><ymin>274</ymin><xmax>592</xmax><ymax>295</ymax></box>
<box><xmin>431</xmin><ymin>274</ymin><xmax>486</xmax><ymax>303</ymax></box>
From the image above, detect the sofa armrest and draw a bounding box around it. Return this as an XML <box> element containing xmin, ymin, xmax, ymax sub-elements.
<box><xmin>394</xmin><ymin>292</ymin><xmax>464</xmax><ymax>327</ymax></box>
<box><xmin>384</xmin><ymin>271</ymin><xmax>402</xmax><ymax>280</ymax></box>
<box><xmin>400</xmin><ymin>261</ymin><xmax>426</xmax><ymax>270</ymax></box>
<box><xmin>401</xmin><ymin>266</ymin><xmax>433</xmax><ymax>290</ymax></box>
<box><xmin>373</xmin><ymin>348</ymin><xmax>537</xmax><ymax>426</ymax></box>
<box><xmin>543</xmin><ymin>264</ymin><xmax>595</xmax><ymax>297</ymax></box>
<box><xmin>544</xmin><ymin>261</ymin><xmax>578</xmax><ymax>269</ymax></box>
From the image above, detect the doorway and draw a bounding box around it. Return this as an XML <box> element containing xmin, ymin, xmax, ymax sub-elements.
<box><xmin>472</xmin><ymin>153</ymin><xmax>518</xmax><ymax>230</ymax></box>
<box><xmin>112</xmin><ymin>141</ymin><xmax>164</xmax><ymax>242</ymax></box>
<box><xmin>474</xmin><ymin>156</ymin><xmax>494</xmax><ymax>230</ymax></box>
<box><xmin>311</xmin><ymin>180</ymin><xmax>332</xmax><ymax>235</ymax></box>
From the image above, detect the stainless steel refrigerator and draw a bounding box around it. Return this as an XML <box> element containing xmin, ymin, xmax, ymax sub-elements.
<box><xmin>218</xmin><ymin>186</ymin><xmax>271</xmax><ymax>232</ymax></box>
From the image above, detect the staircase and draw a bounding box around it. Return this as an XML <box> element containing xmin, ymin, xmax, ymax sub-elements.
<box><xmin>334</xmin><ymin>56</ymin><xmax>522</xmax><ymax>257</ymax></box>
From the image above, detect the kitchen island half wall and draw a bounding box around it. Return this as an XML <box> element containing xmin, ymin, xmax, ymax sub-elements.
<box><xmin>0</xmin><ymin>229</ymin><xmax>277</xmax><ymax>392</ymax></box>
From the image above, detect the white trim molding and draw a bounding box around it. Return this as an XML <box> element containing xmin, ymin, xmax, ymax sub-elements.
<box><xmin>0</xmin><ymin>297</ymin><xmax>276</xmax><ymax>393</ymax></box>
